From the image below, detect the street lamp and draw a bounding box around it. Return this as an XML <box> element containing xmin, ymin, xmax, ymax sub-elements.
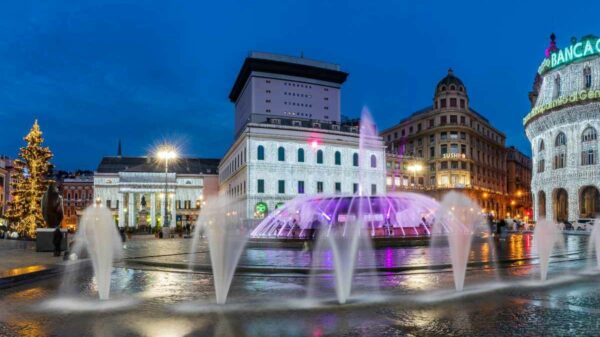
<box><xmin>407</xmin><ymin>163</ymin><xmax>423</xmax><ymax>188</ymax></box>
<box><xmin>156</xmin><ymin>145</ymin><xmax>177</xmax><ymax>235</ymax></box>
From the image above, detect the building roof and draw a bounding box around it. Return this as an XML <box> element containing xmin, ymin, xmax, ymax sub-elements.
<box><xmin>96</xmin><ymin>157</ymin><xmax>220</xmax><ymax>174</ymax></box>
<box><xmin>436</xmin><ymin>68</ymin><xmax>465</xmax><ymax>92</ymax></box>
<box><xmin>229</xmin><ymin>52</ymin><xmax>349</xmax><ymax>102</ymax></box>
<box><xmin>394</xmin><ymin>105</ymin><xmax>489</xmax><ymax>125</ymax></box>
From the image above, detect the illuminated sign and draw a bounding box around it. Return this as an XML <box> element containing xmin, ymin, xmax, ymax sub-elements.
<box><xmin>538</xmin><ymin>36</ymin><xmax>600</xmax><ymax>74</ymax></box>
<box><xmin>255</xmin><ymin>202</ymin><xmax>268</xmax><ymax>214</ymax></box>
<box><xmin>442</xmin><ymin>153</ymin><xmax>466</xmax><ymax>159</ymax></box>
<box><xmin>524</xmin><ymin>89</ymin><xmax>600</xmax><ymax>125</ymax></box>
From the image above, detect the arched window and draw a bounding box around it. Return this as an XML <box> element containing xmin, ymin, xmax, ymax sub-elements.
<box><xmin>539</xmin><ymin>139</ymin><xmax>545</xmax><ymax>152</ymax></box>
<box><xmin>459</xmin><ymin>86</ymin><xmax>464</xmax><ymax>92</ymax></box>
<box><xmin>67</xmin><ymin>193</ymin><xmax>71</xmax><ymax>200</ymax></box>
<box><xmin>584</xmin><ymin>66</ymin><xmax>592</xmax><ymax>89</ymax></box>
<box><xmin>440</xmin><ymin>85</ymin><xmax>446</xmax><ymax>92</ymax></box>
<box><xmin>297</xmin><ymin>148</ymin><xmax>305</xmax><ymax>162</ymax></box>
<box><xmin>257</xmin><ymin>145</ymin><xmax>265</xmax><ymax>160</ymax></box>
<box><xmin>553</xmin><ymin>76</ymin><xmax>561</xmax><ymax>99</ymax></box>
<box><xmin>353</xmin><ymin>153</ymin><xmax>359</xmax><ymax>167</ymax></box>
<box><xmin>582</xmin><ymin>127</ymin><xmax>597</xmax><ymax>142</ymax></box>
<box><xmin>278</xmin><ymin>146</ymin><xmax>285</xmax><ymax>161</ymax></box>
<box><xmin>316</xmin><ymin>150</ymin><xmax>323</xmax><ymax>164</ymax></box>
<box><xmin>450</xmin><ymin>85</ymin><xmax>456</xmax><ymax>91</ymax></box>
<box><xmin>334</xmin><ymin>151</ymin><xmax>341</xmax><ymax>165</ymax></box>
<box><xmin>370</xmin><ymin>154</ymin><xmax>377</xmax><ymax>168</ymax></box>
<box><xmin>555</xmin><ymin>132</ymin><xmax>567</xmax><ymax>147</ymax></box>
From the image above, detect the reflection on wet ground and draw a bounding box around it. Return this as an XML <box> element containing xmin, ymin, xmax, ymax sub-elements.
<box><xmin>0</xmin><ymin>234</ymin><xmax>599</xmax><ymax>336</ymax></box>
<box><xmin>129</xmin><ymin>233</ymin><xmax>586</xmax><ymax>270</ymax></box>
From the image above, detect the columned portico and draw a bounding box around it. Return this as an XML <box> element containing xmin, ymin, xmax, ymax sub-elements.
<box><xmin>128</xmin><ymin>192</ymin><xmax>135</xmax><ymax>227</ymax></box>
<box><xmin>150</xmin><ymin>193</ymin><xmax>157</xmax><ymax>227</ymax></box>
<box><xmin>118</xmin><ymin>193</ymin><xmax>125</xmax><ymax>228</ymax></box>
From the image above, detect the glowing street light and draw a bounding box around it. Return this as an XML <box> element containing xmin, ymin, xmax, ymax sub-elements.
<box><xmin>156</xmin><ymin>145</ymin><xmax>178</xmax><ymax>234</ymax></box>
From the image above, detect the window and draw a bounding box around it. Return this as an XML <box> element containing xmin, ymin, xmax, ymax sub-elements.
<box><xmin>451</xmin><ymin>161</ymin><xmax>459</xmax><ymax>169</ymax></box>
<box><xmin>461</xmin><ymin>162</ymin><xmax>467</xmax><ymax>170</ymax></box>
<box><xmin>537</xmin><ymin>159</ymin><xmax>545</xmax><ymax>173</ymax></box>
<box><xmin>335</xmin><ymin>182</ymin><xmax>341</xmax><ymax>194</ymax></box>
<box><xmin>539</xmin><ymin>139</ymin><xmax>545</xmax><ymax>151</ymax></box>
<box><xmin>440</xmin><ymin>99</ymin><xmax>447</xmax><ymax>108</ymax></box>
<box><xmin>450</xmin><ymin>115</ymin><xmax>457</xmax><ymax>124</ymax></box>
<box><xmin>317</xmin><ymin>150</ymin><xmax>323</xmax><ymax>164</ymax></box>
<box><xmin>257</xmin><ymin>145</ymin><xmax>265</xmax><ymax>160</ymax></box>
<box><xmin>278</xmin><ymin>146</ymin><xmax>285</xmax><ymax>161</ymax></box>
<box><xmin>429</xmin><ymin>163</ymin><xmax>435</xmax><ymax>171</ymax></box>
<box><xmin>371</xmin><ymin>184</ymin><xmax>377</xmax><ymax>195</ymax></box>
<box><xmin>317</xmin><ymin>181</ymin><xmax>324</xmax><ymax>193</ymax></box>
<box><xmin>441</xmin><ymin>161</ymin><xmax>448</xmax><ymax>169</ymax></box>
<box><xmin>553</xmin><ymin>76</ymin><xmax>561</xmax><ymax>98</ymax></box>
<box><xmin>353</xmin><ymin>153</ymin><xmax>359</xmax><ymax>167</ymax></box>
<box><xmin>460</xmin><ymin>132</ymin><xmax>466</xmax><ymax>140</ymax></box>
<box><xmin>298</xmin><ymin>181</ymin><xmax>305</xmax><ymax>194</ymax></box>
<box><xmin>554</xmin><ymin>153</ymin><xmax>566</xmax><ymax>169</ymax></box>
<box><xmin>460</xmin><ymin>99</ymin><xmax>465</xmax><ymax>109</ymax></box>
<box><xmin>353</xmin><ymin>183</ymin><xmax>359</xmax><ymax>194</ymax></box>
<box><xmin>440</xmin><ymin>116</ymin><xmax>447</xmax><ymax>125</ymax></box>
<box><xmin>450</xmin><ymin>98</ymin><xmax>457</xmax><ymax>107</ymax></box>
<box><xmin>460</xmin><ymin>116</ymin><xmax>466</xmax><ymax>125</ymax></box>
<box><xmin>441</xmin><ymin>144</ymin><xmax>448</xmax><ymax>155</ymax></box>
<box><xmin>461</xmin><ymin>144</ymin><xmax>466</xmax><ymax>154</ymax></box>
<box><xmin>335</xmin><ymin>151</ymin><xmax>341</xmax><ymax>165</ymax></box>
<box><xmin>582</xmin><ymin>149</ymin><xmax>597</xmax><ymax>166</ymax></box>
<box><xmin>106</xmin><ymin>200</ymin><xmax>111</xmax><ymax>208</ymax></box>
<box><xmin>584</xmin><ymin>66</ymin><xmax>592</xmax><ymax>89</ymax></box>
<box><xmin>555</xmin><ymin>132</ymin><xmax>567</xmax><ymax>146</ymax></box>
<box><xmin>278</xmin><ymin>180</ymin><xmax>285</xmax><ymax>194</ymax></box>
<box><xmin>297</xmin><ymin>148</ymin><xmax>305</xmax><ymax>162</ymax></box>
<box><xmin>429</xmin><ymin>119</ymin><xmax>434</xmax><ymax>128</ymax></box>
<box><xmin>582</xmin><ymin>127</ymin><xmax>597</xmax><ymax>142</ymax></box>
<box><xmin>370</xmin><ymin>155</ymin><xmax>377</xmax><ymax>168</ymax></box>
<box><xmin>257</xmin><ymin>179</ymin><xmax>265</xmax><ymax>193</ymax></box>
<box><xmin>450</xmin><ymin>144</ymin><xmax>459</xmax><ymax>154</ymax></box>
<box><xmin>429</xmin><ymin>134</ymin><xmax>435</xmax><ymax>143</ymax></box>
<box><xmin>441</xmin><ymin>132</ymin><xmax>447</xmax><ymax>140</ymax></box>
<box><xmin>429</xmin><ymin>147</ymin><xmax>435</xmax><ymax>157</ymax></box>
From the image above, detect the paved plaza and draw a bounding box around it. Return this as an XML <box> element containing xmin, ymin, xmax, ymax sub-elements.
<box><xmin>0</xmin><ymin>234</ymin><xmax>599</xmax><ymax>336</ymax></box>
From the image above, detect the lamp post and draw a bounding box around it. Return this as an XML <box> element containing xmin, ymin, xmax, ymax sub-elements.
<box><xmin>407</xmin><ymin>163</ymin><xmax>423</xmax><ymax>188</ymax></box>
<box><xmin>157</xmin><ymin>146</ymin><xmax>177</xmax><ymax>237</ymax></box>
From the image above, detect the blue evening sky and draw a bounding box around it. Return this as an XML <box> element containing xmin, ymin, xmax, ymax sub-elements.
<box><xmin>0</xmin><ymin>0</ymin><xmax>598</xmax><ymax>170</ymax></box>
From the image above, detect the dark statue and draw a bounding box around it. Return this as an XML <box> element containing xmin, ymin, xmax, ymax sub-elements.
<box><xmin>141</xmin><ymin>195</ymin><xmax>147</xmax><ymax>208</ymax></box>
<box><xmin>41</xmin><ymin>182</ymin><xmax>64</xmax><ymax>228</ymax></box>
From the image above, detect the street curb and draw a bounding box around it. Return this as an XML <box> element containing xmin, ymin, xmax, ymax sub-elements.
<box><xmin>0</xmin><ymin>260</ymin><xmax>88</xmax><ymax>289</ymax></box>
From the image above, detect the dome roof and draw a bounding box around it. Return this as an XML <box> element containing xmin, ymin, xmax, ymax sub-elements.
<box><xmin>436</xmin><ymin>68</ymin><xmax>465</xmax><ymax>93</ymax></box>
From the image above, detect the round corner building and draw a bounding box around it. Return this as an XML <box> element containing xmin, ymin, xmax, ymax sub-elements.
<box><xmin>525</xmin><ymin>34</ymin><xmax>600</xmax><ymax>223</ymax></box>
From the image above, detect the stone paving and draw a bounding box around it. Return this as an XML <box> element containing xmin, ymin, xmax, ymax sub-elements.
<box><xmin>0</xmin><ymin>234</ymin><xmax>599</xmax><ymax>336</ymax></box>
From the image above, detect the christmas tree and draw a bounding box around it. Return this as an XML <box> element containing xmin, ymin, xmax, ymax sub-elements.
<box><xmin>5</xmin><ymin>120</ymin><xmax>53</xmax><ymax>238</ymax></box>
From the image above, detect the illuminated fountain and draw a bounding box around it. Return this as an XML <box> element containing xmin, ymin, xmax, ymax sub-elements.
<box><xmin>191</xmin><ymin>197</ymin><xmax>248</xmax><ymax>305</ymax></box>
<box><xmin>431</xmin><ymin>192</ymin><xmax>485</xmax><ymax>291</ymax></box>
<box><xmin>534</xmin><ymin>219</ymin><xmax>564</xmax><ymax>281</ymax></box>
<box><xmin>589</xmin><ymin>220</ymin><xmax>600</xmax><ymax>268</ymax></box>
<box><xmin>72</xmin><ymin>205</ymin><xmax>124</xmax><ymax>300</ymax></box>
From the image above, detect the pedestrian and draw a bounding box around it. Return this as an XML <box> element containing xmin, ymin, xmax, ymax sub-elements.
<box><xmin>52</xmin><ymin>227</ymin><xmax>62</xmax><ymax>257</ymax></box>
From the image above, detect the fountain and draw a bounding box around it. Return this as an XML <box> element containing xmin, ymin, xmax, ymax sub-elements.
<box><xmin>432</xmin><ymin>191</ymin><xmax>484</xmax><ymax>291</ymax></box>
<box><xmin>71</xmin><ymin>204</ymin><xmax>124</xmax><ymax>300</ymax></box>
<box><xmin>191</xmin><ymin>197</ymin><xmax>248</xmax><ymax>305</ymax></box>
<box><xmin>588</xmin><ymin>219</ymin><xmax>600</xmax><ymax>268</ymax></box>
<box><xmin>534</xmin><ymin>219</ymin><xmax>564</xmax><ymax>281</ymax></box>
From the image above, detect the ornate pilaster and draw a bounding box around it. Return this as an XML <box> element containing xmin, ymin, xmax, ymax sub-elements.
<box><xmin>160</xmin><ymin>194</ymin><xmax>166</xmax><ymax>227</ymax></box>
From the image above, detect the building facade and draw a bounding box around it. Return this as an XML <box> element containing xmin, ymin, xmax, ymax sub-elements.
<box><xmin>94</xmin><ymin>156</ymin><xmax>219</xmax><ymax>229</ymax></box>
<box><xmin>381</xmin><ymin>69</ymin><xmax>510</xmax><ymax>217</ymax></box>
<box><xmin>525</xmin><ymin>34</ymin><xmax>600</xmax><ymax>223</ymax></box>
<box><xmin>60</xmin><ymin>175</ymin><xmax>94</xmax><ymax>230</ymax></box>
<box><xmin>0</xmin><ymin>156</ymin><xmax>12</xmax><ymax>220</ymax></box>
<box><xmin>506</xmin><ymin>146</ymin><xmax>533</xmax><ymax>220</ymax></box>
<box><xmin>221</xmin><ymin>53</ymin><xmax>386</xmax><ymax>221</ymax></box>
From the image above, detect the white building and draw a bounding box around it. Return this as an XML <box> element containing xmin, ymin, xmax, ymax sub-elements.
<box><xmin>221</xmin><ymin>52</ymin><xmax>386</xmax><ymax>221</ymax></box>
<box><xmin>525</xmin><ymin>34</ymin><xmax>600</xmax><ymax>223</ymax></box>
<box><xmin>94</xmin><ymin>156</ymin><xmax>219</xmax><ymax>229</ymax></box>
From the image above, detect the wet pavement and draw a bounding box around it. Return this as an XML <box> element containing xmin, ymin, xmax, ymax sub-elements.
<box><xmin>1</xmin><ymin>234</ymin><xmax>600</xmax><ymax>336</ymax></box>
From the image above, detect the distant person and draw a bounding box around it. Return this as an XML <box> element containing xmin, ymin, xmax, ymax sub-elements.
<box><xmin>52</xmin><ymin>227</ymin><xmax>62</xmax><ymax>257</ymax></box>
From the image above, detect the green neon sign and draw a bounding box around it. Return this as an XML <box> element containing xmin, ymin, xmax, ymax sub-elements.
<box><xmin>538</xmin><ymin>36</ymin><xmax>600</xmax><ymax>74</ymax></box>
<box><xmin>524</xmin><ymin>89</ymin><xmax>600</xmax><ymax>125</ymax></box>
<box><xmin>255</xmin><ymin>202</ymin><xmax>268</xmax><ymax>214</ymax></box>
